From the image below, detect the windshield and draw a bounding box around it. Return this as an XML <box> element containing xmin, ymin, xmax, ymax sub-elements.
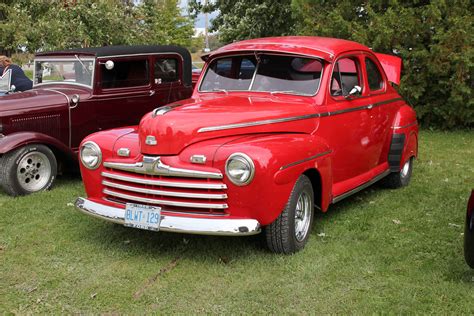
<box><xmin>199</xmin><ymin>54</ymin><xmax>323</xmax><ymax>96</ymax></box>
<box><xmin>34</xmin><ymin>58</ymin><xmax>94</xmax><ymax>87</ymax></box>
<box><xmin>0</xmin><ymin>69</ymin><xmax>12</xmax><ymax>92</ymax></box>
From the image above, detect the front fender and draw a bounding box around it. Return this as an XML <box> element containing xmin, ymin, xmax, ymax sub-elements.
<box><xmin>0</xmin><ymin>131</ymin><xmax>71</xmax><ymax>156</ymax></box>
<box><xmin>211</xmin><ymin>133</ymin><xmax>332</xmax><ymax>225</ymax></box>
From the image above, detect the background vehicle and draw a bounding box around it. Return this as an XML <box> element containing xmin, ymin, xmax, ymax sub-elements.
<box><xmin>0</xmin><ymin>45</ymin><xmax>194</xmax><ymax>196</ymax></box>
<box><xmin>75</xmin><ymin>37</ymin><xmax>418</xmax><ymax>253</ymax></box>
<box><xmin>465</xmin><ymin>190</ymin><xmax>474</xmax><ymax>268</ymax></box>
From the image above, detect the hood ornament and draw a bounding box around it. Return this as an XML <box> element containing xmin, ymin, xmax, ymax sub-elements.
<box><xmin>152</xmin><ymin>105</ymin><xmax>174</xmax><ymax>118</ymax></box>
<box><xmin>145</xmin><ymin>135</ymin><xmax>157</xmax><ymax>146</ymax></box>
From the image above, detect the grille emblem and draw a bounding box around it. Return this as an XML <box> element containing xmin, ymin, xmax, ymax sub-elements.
<box><xmin>145</xmin><ymin>135</ymin><xmax>157</xmax><ymax>146</ymax></box>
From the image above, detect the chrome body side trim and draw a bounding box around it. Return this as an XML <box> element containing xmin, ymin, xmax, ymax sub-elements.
<box><xmin>75</xmin><ymin>197</ymin><xmax>260</xmax><ymax>236</ymax></box>
<box><xmin>103</xmin><ymin>189</ymin><xmax>228</xmax><ymax>209</ymax></box>
<box><xmin>332</xmin><ymin>169</ymin><xmax>391</xmax><ymax>203</ymax></box>
<box><xmin>104</xmin><ymin>156</ymin><xmax>223</xmax><ymax>179</ymax></box>
<box><xmin>198</xmin><ymin>97</ymin><xmax>404</xmax><ymax>133</ymax></box>
<box><xmin>102</xmin><ymin>180</ymin><xmax>227</xmax><ymax>199</ymax></box>
<box><xmin>198</xmin><ymin>113</ymin><xmax>321</xmax><ymax>133</ymax></box>
<box><xmin>392</xmin><ymin>121</ymin><xmax>417</xmax><ymax>130</ymax></box>
<box><xmin>280</xmin><ymin>150</ymin><xmax>332</xmax><ymax>171</ymax></box>
<box><xmin>101</xmin><ymin>172</ymin><xmax>227</xmax><ymax>189</ymax></box>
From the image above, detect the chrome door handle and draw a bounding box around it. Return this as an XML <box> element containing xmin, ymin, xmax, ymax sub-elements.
<box><xmin>367</xmin><ymin>104</ymin><xmax>373</xmax><ymax>110</ymax></box>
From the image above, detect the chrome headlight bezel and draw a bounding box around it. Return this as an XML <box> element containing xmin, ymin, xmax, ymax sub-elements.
<box><xmin>225</xmin><ymin>153</ymin><xmax>255</xmax><ymax>186</ymax></box>
<box><xmin>80</xmin><ymin>141</ymin><xmax>102</xmax><ymax>170</ymax></box>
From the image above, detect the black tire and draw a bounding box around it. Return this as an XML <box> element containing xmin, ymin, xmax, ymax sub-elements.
<box><xmin>0</xmin><ymin>144</ymin><xmax>57</xmax><ymax>196</ymax></box>
<box><xmin>265</xmin><ymin>175</ymin><xmax>314</xmax><ymax>254</ymax></box>
<box><xmin>381</xmin><ymin>157</ymin><xmax>413</xmax><ymax>189</ymax></box>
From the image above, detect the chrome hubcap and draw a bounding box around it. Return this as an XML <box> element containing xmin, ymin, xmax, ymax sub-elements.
<box><xmin>294</xmin><ymin>191</ymin><xmax>311</xmax><ymax>242</ymax></box>
<box><xmin>401</xmin><ymin>160</ymin><xmax>411</xmax><ymax>178</ymax></box>
<box><xmin>17</xmin><ymin>152</ymin><xmax>51</xmax><ymax>192</ymax></box>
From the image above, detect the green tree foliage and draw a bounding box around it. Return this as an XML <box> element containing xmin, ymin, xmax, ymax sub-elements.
<box><xmin>1</xmin><ymin>0</ymin><xmax>194</xmax><ymax>52</ymax></box>
<box><xmin>132</xmin><ymin>0</ymin><xmax>194</xmax><ymax>47</ymax></box>
<box><xmin>292</xmin><ymin>0</ymin><xmax>473</xmax><ymax>129</ymax></box>
<box><xmin>189</xmin><ymin>0</ymin><xmax>295</xmax><ymax>44</ymax></box>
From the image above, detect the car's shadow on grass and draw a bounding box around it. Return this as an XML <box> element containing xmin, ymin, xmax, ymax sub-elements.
<box><xmin>71</xmin><ymin>183</ymin><xmax>390</xmax><ymax>261</ymax></box>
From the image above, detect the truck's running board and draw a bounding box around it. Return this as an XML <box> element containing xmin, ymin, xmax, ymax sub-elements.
<box><xmin>332</xmin><ymin>169</ymin><xmax>391</xmax><ymax>203</ymax></box>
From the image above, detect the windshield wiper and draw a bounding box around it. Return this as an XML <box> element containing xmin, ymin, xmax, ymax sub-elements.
<box><xmin>269</xmin><ymin>90</ymin><xmax>311</xmax><ymax>96</ymax></box>
<box><xmin>74</xmin><ymin>54</ymin><xmax>91</xmax><ymax>76</ymax></box>
<box><xmin>212</xmin><ymin>88</ymin><xmax>229</xmax><ymax>95</ymax></box>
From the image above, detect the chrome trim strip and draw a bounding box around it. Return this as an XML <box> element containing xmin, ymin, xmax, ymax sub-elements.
<box><xmin>332</xmin><ymin>169</ymin><xmax>391</xmax><ymax>203</ymax></box>
<box><xmin>43</xmin><ymin>88</ymin><xmax>71</xmax><ymax>148</ymax></box>
<box><xmin>103</xmin><ymin>189</ymin><xmax>228</xmax><ymax>209</ymax></box>
<box><xmin>198</xmin><ymin>97</ymin><xmax>404</xmax><ymax>133</ymax></box>
<box><xmin>280</xmin><ymin>150</ymin><xmax>332</xmax><ymax>171</ymax></box>
<box><xmin>392</xmin><ymin>121</ymin><xmax>417</xmax><ymax>130</ymax></box>
<box><xmin>102</xmin><ymin>172</ymin><xmax>227</xmax><ymax>189</ymax></box>
<box><xmin>104</xmin><ymin>156</ymin><xmax>223</xmax><ymax>179</ymax></box>
<box><xmin>198</xmin><ymin>113</ymin><xmax>322</xmax><ymax>133</ymax></box>
<box><xmin>102</xmin><ymin>180</ymin><xmax>228</xmax><ymax>199</ymax></box>
<box><xmin>75</xmin><ymin>197</ymin><xmax>260</xmax><ymax>236</ymax></box>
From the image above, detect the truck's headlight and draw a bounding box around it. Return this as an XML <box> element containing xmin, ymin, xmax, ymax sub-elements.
<box><xmin>225</xmin><ymin>153</ymin><xmax>255</xmax><ymax>186</ymax></box>
<box><xmin>80</xmin><ymin>141</ymin><xmax>102</xmax><ymax>170</ymax></box>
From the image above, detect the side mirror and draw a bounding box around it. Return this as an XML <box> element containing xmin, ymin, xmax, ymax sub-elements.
<box><xmin>345</xmin><ymin>85</ymin><xmax>362</xmax><ymax>99</ymax></box>
<box><xmin>104</xmin><ymin>60</ymin><xmax>114</xmax><ymax>70</ymax></box>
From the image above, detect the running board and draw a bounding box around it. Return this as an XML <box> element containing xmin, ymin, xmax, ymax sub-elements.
<box><xmin>332</xmin><ymin>170</ymin><xmax>391</xmax><ymax>203</ymax></box>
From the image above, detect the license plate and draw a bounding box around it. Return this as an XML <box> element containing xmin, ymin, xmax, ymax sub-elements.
<box><xmin>124</xmin><ymin>203</ymin><xmax>161</xmax><ymax>231</ymax></box>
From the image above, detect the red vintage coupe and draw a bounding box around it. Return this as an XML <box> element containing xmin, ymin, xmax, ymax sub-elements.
<box><xmin>75</xmin><ymin>37</ymin><xmax>418</xmax><ymax>253</ymax></box>
<box><xmin>0</xmin><ymin>45</ymin><xmax>194</xmax><ymax>196</ymax></box>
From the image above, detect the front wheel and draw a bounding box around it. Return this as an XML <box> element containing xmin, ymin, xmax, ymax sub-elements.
<box><xmin>0</xmin><ymin>144</ymin><xmax>57</xmax><ymax>196</ymax></box>
<box><xmin>265</xmin><ymin>175</ymin><xmax>314</xmax><ymax>254</ymax></box>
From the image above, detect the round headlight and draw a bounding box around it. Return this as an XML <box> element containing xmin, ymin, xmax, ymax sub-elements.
<box><xmin>80</xmin><ymin>141</ymin><xmax>102</xmax><ymax>170</ymax></box>
<box><xmin>225</xmin><ymin>153</ymin><xmax>255</xmax><ymax>186</ymax></box>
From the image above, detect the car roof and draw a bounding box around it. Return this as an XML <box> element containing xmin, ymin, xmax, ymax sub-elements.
<box><xmin>36</xmin><ymin>45</ymin><xmax>190</xmax><ymax>58</ymax></box>
<box><xmin>208</xmin><ymin>36</ymin><xmax>371</xmax><ymax>61</ymax></box>
<box><xmin>35</xmin><ymin>45</ymin><xmax>193</xmax><ymax>87</ymax></box>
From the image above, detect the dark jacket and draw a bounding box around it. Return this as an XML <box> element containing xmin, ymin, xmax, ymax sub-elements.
<box><xmin>1</xmin><ymin>64</ymin><xmax>33</xmax><ymax>92</ymax></box>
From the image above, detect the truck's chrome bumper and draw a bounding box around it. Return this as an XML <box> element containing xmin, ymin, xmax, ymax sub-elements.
<box><xmin>75</xmin><ymin>197</ymin><xmax>261</xmax><ymax>236</ymax></box>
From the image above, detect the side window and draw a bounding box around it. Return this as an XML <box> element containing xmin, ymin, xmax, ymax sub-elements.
<box><xmin>365</xmin><ymin>57</ymin><xmax>384</xmax><ymax>91</ymax></box>
<box><xmin>154</xmin><ymin>58</ymin><xmax>178</xmax><ymax>83</ymax></box>
<box><xmin>100</xmin><ymin>59</ymin><xmax>149</xmax><ymax>89</ymax></box>
<box><xmin>331</xmin><ymin>58</ymin><xmax>361</xmax><ymax>96</ymax></box>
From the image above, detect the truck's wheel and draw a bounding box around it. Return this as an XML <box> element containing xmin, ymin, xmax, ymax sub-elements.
<box><xmin>0</xmin><ymin>144</ymin><xmax>57</xmax><ymax>196</ymax></box>
<box><xmin>265</xmin><ymin>175</ymin><xmax>314</xmax><ymax>254</ymax></box>
<box><xmin>381</xmin><ymin>157</ymin><xmax>413</xmax><ymax>189</ymax></box>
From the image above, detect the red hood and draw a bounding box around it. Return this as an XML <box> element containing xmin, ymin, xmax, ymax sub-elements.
<box><xmin>139</xmin><ymin>94</ymin><xmax>319</xmax><ymax>155</ymax></box>
<box><xmin>0</xmin><ymin>86</ymin><xmax>91</xmax><ymax>114</ymax></box>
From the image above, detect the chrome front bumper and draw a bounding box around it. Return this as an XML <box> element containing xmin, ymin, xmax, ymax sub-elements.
<box><xmin>75</xmin><ymin>197</ymin><xmax>261</xmax><ymax>236</ymax></box>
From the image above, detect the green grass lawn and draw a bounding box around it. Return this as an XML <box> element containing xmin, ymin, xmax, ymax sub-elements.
<box><xmin>0</xmin><ymin>131</ymin><xmax>473</xmax><ymax>313</ymax></box>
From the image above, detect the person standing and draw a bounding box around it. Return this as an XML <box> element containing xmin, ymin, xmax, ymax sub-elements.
<box><xmin>0</xmin><ymin>56</ymin><xmax>33</xmax><ymax>92</ymax></box>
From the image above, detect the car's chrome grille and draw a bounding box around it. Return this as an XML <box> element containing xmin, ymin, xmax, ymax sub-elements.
<box><xmin>101</xmin><ymin>162</ymin><xmax>228</xmax><ymax>215</ymax></box>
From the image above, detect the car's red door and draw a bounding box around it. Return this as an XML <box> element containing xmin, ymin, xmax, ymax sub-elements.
<box><xmin>321</xmin><ymin>54</ymin><xmax>381</xmax><ymax>196</ymax></box>
<box><xmin>363</xmin><ymin>55</ymin><xmax>403</xmax><ymax>168</ymax></box>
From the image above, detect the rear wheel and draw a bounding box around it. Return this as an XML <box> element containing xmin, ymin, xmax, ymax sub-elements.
<box><xmin>0</xmin><ymin>144</ymin><xmax>57</xmax><ymax>196</ymax></box>
<box><xmin>265</xmin><ymin>175</ymin><xmax>314</xmax><ymax>254</ymax></box>
<box><xmin>381</xmin><ymin>157</ymin><xmax>413</xmax><ymax>189</ymax></box>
